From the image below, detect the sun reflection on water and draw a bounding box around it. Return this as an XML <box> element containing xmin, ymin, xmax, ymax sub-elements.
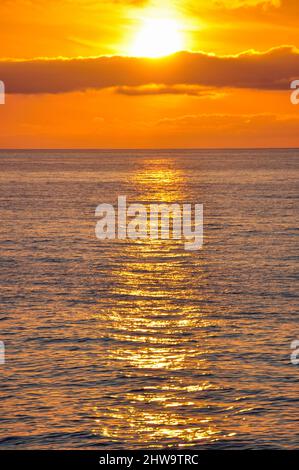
<box><xmin>91</xmin><ymin>159</ymin><xmax>230</xmax><ymax>447</ymax></box>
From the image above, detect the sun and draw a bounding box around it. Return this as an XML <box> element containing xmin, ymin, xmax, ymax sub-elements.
<box><xmin>130</xmin><ymin>18</ymin><xmax>184</xmax><ymax>58</ymax></box>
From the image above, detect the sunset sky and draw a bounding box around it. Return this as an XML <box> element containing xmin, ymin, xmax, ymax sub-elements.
<box><xmin>0</xmin><ymin>0</ymin><xmax>298</xmax><ymax>148</ymax></box>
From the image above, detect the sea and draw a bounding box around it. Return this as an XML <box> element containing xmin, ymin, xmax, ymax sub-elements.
<box><xmin>0</xmin><ymin>149</ymin><xmax>298</xmax><ymax>449</ymax></box>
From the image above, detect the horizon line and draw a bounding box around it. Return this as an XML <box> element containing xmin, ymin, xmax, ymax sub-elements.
<box><xmin>0</xmin><ymin>147</ymin><xmax>298</xmax><ymax>152</ymax></box>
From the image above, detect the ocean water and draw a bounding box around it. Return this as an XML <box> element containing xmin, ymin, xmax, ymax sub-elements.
<box><xmin>0</xmin><ymin>149</ymin><xmax>298</xmax><ymax>449</ymax></box>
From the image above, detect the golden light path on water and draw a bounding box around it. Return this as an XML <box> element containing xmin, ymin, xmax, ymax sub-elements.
<box><xmin>91</xmin><ymin>159</ymin><xmax>233</xmax><ymax>447</ymax></box>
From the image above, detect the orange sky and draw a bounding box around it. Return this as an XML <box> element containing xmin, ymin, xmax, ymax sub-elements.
<box><xmin>0</xmin><ymin>0</ymin><xmax>298</xmax><ymax>148</ymax></box>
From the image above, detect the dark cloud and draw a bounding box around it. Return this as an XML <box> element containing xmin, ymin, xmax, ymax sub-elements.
<box><xmin>0</xmin><ymin>46</ymin><xmax>298</xmax><ymax>94</ymax></box>
<box><xmin>114</xmin><ymin>84</ymin><xmax>223</xmax><ymax>97</ymax></box>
